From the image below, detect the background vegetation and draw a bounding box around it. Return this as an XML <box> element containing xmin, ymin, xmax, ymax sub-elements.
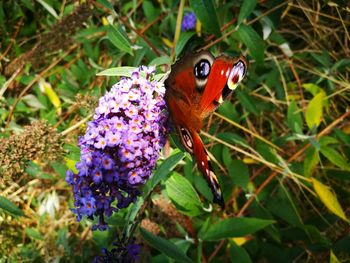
<box><xmin>1</xmin><ymin>0</ymin><xmax>350</xmax><ymax>262</ymax></box>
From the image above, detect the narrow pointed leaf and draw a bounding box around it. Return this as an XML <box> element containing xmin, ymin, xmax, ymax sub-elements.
<box><xmin>229</xmin><ymin>240</ymin><xmax>253</xmax><ymax>263</ymax></box>
<box><xmin>107</xmin><ymin>25</ymin><xmax>133</xmax><ymax>55</ymax></box>
<box><xmin>144</xmin><ymin>151</ymin><xmax>186</xmax><ymax>196</ymax></box>
<box><xmin>166</xmin><ymin>173</ymin><xmax>203</xmax><ymax>216</ymax></box>
<box><xmin>237</xmin><ymin>24</ymin><xmax>265</xmax><ymax>67</ymax></box>
<box><xmin>312</xmin><ymin>178</ymin><xmax>348</xmax><ymax>221</ymax></box>
<box><xmin>175</xmin><ymin>32</ymin><xmax>195</xmax><ymax>58</ymax></box>
<box><xmin>201</xmin><ymin>217</ymin><xmax>275</xmax><ymax>241</ymax></box>
<box><xmin>189</xmin><ymin>0</ymin><xmax>221</xmax><ymax>36</ymax></box>
<box><xmin>238</xmin><ymin>0</ymin><xmax>257</xmax><ymax>24</ymax></box>
<box><xmin>39</xmin><ymin>79</ymin><xmax>61</xmax><ymax>114</ymax></box>
<box><xmin>330</xmin><ymin>250</ymin><xmax>341</xmax><ymax>263</ymax></box>
<box><xmin>287</xmin><ymin>100</ymin><xmax>303</xmax><ymax>133</ymax></box>
<box><xmin>97</xmin><ymin>66</ymin><xmax>137</xmax><ymax>77</ymax></box>
<box><xmin>36</xmin><ymin>0</ymin><xmax>58</xmax><ymax>19</ymax></box>
<box><xmin>320</xmin><ymin>146</ymin><xmax>350</xmax><ymax>171</ymax></box>
<box><xmin>140</xmin><ymin>228</ymin><xmax>192</xmax><ymax>263</ymax></box>
<box><xmin>0</xmin><ymin>196</ymin><xmax>24</xmax><ymax>216</ymax></box>
<box><xmin>22</xmin><ymin>94</ymin><xmax>46</xmax><ymax>110</ymax></box>
<box><xmin>305</xmin><ymin>91</ymin><xmax>325</xmax><ymax>129</ymax></box>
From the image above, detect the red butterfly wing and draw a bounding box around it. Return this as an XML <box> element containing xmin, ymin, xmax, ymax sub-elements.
<box><xmin>190</xmin><ymin>128</ymin><xmax>224</xmax><ymax>207</ymax></box>
<box><xmin>199</xmin><ymin>55</ymin><xmax>248</xmax><ymax>117</ymax></box>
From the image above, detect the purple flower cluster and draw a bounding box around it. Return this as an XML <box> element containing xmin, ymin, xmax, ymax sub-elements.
<box><xmin>66</xmin><ymin>66</ymin><xmax>168</xmax><ymax>230</ymax></box>
<box><xmin>93</xmin><ymin>238</ymin><xmax>140</xmax><ymax>263</ymax></box>
<box><xmin>181</xmin><ymin>12</ymin><xmax>196</xmax><ymax>31</ymax></box>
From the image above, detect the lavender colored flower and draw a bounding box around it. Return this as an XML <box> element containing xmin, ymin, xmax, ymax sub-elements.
<box><xmin>66</xmin><ymin>66</ymin><xmax>168</xmax><ymax>230</ymax></box>
<box><xmin>182</xmin><ymin>12</ymin><xmax>196</xmax><ymax>31</ymax></box>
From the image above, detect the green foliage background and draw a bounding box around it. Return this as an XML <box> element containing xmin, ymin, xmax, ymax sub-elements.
<box><xmin>0</xmin><ymin>0</ymin><xmax>350</xmax><ymax>262</ymax></box>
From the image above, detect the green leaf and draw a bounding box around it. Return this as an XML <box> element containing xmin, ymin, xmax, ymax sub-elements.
<box><xmin>320</xmin><ymin>146</ymin><xmax>350</xmax><ymax>171</ymax></box>
<box><xmin>229</xmin><ymin>160</ymin><xmax>249</xmax><ymax>189</ymax></box>
<box><xmin>201</xmin><ymin>217</ymin><xmax>275</xmax><ymax>241</ymax></box>
<box><xmin>256</xmin><ymin>142</ymin><xmax>279</xmax><ymax>165</ymax></box>
<box><xmin>97</xmin><ymin>0</ymin><xmax>114</xmax><ymax>12</ymax></box>
<box><xmin>310</xmin><ymin>50</ymin><xmax>331</xmax><ymax>68</ymax></box>
<box><xmin>142</xmin><ymin>0</ymin><xmax>160</xmax><ymax>22</ymax></box>
<box><xmin>237</xmin><ymin>24</ymin><xmax>265</xmax><ymax>67</ymax></box>
<box><xmin>194</xmin><ymin>174</ymin><xmax>213</xmax><ymax>202</ymax></box>
<box><xmin>334</xmin><ymin>128</ymin><xmax>350</xmax><ymax>144</ymax></box>
<box><xmin>222</xmin><ymin>146</ymin><xmax>232</xmax><ymax>167</ymax></box>
<box><xmin>96</xmin><ymin>66</ymin><xmax>137</xmax><ymax>77</ymax></box>
<box><xmin>140</xmin><ymin>228</ymin><xmax>192</xmax><ymax>263</ymax></box>
<box><xmin>304</xmin><ymin>147</ymin><xmax>319</xmax><ymax>177</ymax></box>
<box><xmin>218</xmin><ymin>101</ymin><xmax>240</xmax><ymax>122</ymax></box>
<box><xmin>0</xmin><ymin>196</ymin><xmax>24</xmax><ymax>216</ymax></box>
<box><xmin>251</xmin><ymin>201</ymin><xmax>281</xmax><ymax>243</ymax></box>
<box><xmin>319</xmin><ymin>136</ymin><xmax>339</xmax><ymax>147</ymax></box>
<box><xmin>123</xmin><ymin>196</ymin><xmax>144</xmax><ymax>238</ymax></box>
<box><xmin>305</xmin><ymin>91</ymin><xmax>325</xmax><ymax>129</ymax></box>
<box><xmin>51</xmin><ymin>162</ymin><xmax>68</xmax><ymax>178</ymax></box>
<box><xmin>175</xmin><ymin>32</ymin><xmax>195</xmax><ymax>58</ymax></box>
<box><xmin>166</xmin><ymin>173</ymin><xmax>203</xmax><ymax>216</ymax></box>
<box><xmin>303</xmin><ymin>224</ymin><xmax>330</xmax><ymax>245</ymax></box>
<box><xmin>107</xmin><ymin>25</ymin><xmax>133</xmax><ymax>55</ymax></box>
<box><xmin>287</xmin><ymin>100</ymin><xmax>303</xmax><ymax>133</ymax></box>
<box><xmin>238</xmin><ymin>0</ymin><xmax>257</xmax><ymax>24</ymax></box>
<box><xmin>266</xmin><ymin>187</ymin><xmax>303</xmax><ymax>227</ymax></box>
<box><xmin>26</xmin><ymin>228</ymin><xmax>44</xmax><ymax>240</ymax></box>
<box><xmin>144</xmin><ymin>151</ymin><xmax>186</xmax><ymax>197</ymax></box>
<box><xmin>149</xmin><ymin>56</ymin><xmax>172</xmax><ymax>67</ymax></box>
<box><xmin>312</xmin><ymin>178</ymin><xmax>348</xmax><ymax>222</ymax></box>
<box><xmin>217</xmin><ymin>132</ymin><xmax>250</xmax><ymax>148</ymax></box>
<box><xmin>229</xmin><ymin>240</ymin><xmax>253</xmax><ymax>263</ymax></box>
<box><xmin>22</xmin><ymin>94</ymin><xmax>46</xmax><ymax>110</ymax></box>
<box><xmin>36</xmin><ymin>0</ymin><xmax>58</xmax><ymax>19</ymax></box>
<box><xmin>25</xmin><ymin>162</ymin><xmax>54</xmax><ymax>180</ymax></box>
<box><xmin>189</xmin><ymin>0</ymin><xmax>221</xmax><ymax>36</ymax></box>
<box><xmin>236</xmin><ymin>89</ymin><xmax>259</xmax><ymax>115</ymax></box>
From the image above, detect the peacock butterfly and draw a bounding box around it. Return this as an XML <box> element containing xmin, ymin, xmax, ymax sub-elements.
<box><xmin>165</xmin><ymin>50</ymin><xmax>248</xmax><ymax>208</ymax></box>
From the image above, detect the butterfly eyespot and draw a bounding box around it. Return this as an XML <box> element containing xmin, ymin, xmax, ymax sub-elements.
<box><xmin>194</xmin><ymin>59</ymin><xmax>211</xmax><ymax>79</ymax></box>
<box><xmin>179</xmin><ymin>127</ymin><xmax>194</xmax><ymax>153</ymax></box>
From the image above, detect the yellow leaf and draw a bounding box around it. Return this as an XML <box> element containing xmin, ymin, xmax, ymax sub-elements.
<box><xmin>162</xmin><ymin>37</ymin><xmax>173</xmax><ymax>48</ymax></box>
<box><xmin>343</xmin><ymin>124</ymin><xmax>350</xmax><ymax>134</ymax></box>
<box><xmin>243</xmin><ymin>157</ymin><xmax>258</xmax><ymax>164</ymax></box>
<box><xmin>101</xmin><ymin>16</ymin><xmax>109</xmax><ymax>26</ymax></box>
<box><xmin>312</xmin><ymin>178</ymin><xmax>348</xmax><ymax>222</ymax></box>
<box><xmin>305</xmin><ymin>91</ymin><xmax>325</xmax><ymax>129</ymax></box>
<box><xmin>65</xmin><ymin>158</ymin><xmax>78</xmax><ymax>174</ymax></box>
<box><xmin>302</xmin><ymin>83</ymin><xmax>321</xmax><ymax>96</ymax></box>
<box><xmin>287</xmin><ymin>94</ymin><xmax>301</xmax><ymax>101</ymax></box>
<box><xmin>247</xmin><ymin>181</ymin><xmax>255</xmax><ymax>193</ymax></box>
<box><xmin>329</xmin><ymin>250</ymin><xmax>340</xmax><ymax>263</ymax></box>
<box><xmin>232</xmin><ymin>237</ymin><xmax>249</xmax><ymax>246</ymax></box>
<box><xmin>196</xmin><ymin>20</ymin><xmax>202</xmax><ymax>37</ymax></box>
<box><xmin>39</xmin><ymin>78</ymin><xmax>61</xmax><ymax>115</ymax></box>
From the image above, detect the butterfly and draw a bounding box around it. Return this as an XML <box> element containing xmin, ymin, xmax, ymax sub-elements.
<box><xmin>165</xmin><ymin>50</ymin><xmax>248</xmax><ymax>208</ymax></box>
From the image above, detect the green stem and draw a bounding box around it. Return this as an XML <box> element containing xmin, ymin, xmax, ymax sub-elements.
<box><xmin>197</xmin><ymin>240</ymin><xmax>203</xmax><ymax>263</ymax></box>
<box><xmin>171</xmin><ymin>0</ymin><xmax>185</xmax><ymax>60</ymax></box>
<box><xmin>122</xmin><ymin>191</ymin><xmax>153</xmax><ymax>244</ymax></box>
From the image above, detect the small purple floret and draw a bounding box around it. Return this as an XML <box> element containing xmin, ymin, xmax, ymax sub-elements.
<box><xmin>182</xmin><ymin>12</ymin><xmax>196</xmax><ymax>31</ymax></box>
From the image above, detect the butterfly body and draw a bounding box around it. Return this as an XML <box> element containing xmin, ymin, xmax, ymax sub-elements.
<box><xmin>165</xmin><ymin>51</ymin><xmax>247</xmax><ymax>208</ymax></box>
